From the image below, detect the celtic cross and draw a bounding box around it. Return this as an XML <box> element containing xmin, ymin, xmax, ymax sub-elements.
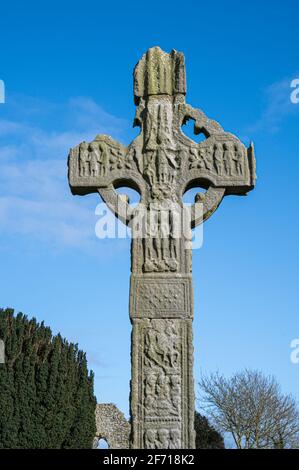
<box><xmin>68</xmin><ymin>47</ymin><xmax>256</xmax><ymax>449</ymax></box>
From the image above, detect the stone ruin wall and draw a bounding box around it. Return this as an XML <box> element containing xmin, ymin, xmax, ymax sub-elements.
<box><xmin>94</xmin><ymin>403</ymin><xmax>130</xmax><ymax>449</ymax></box>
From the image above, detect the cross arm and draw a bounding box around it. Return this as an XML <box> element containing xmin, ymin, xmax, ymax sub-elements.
<box><xmin>68</xmin><ymin>134</ymin><xmax>145</xmax><ymax>224</ymax></box>
<box><xmin>177</xmin><ymin>103</ymin><xmax>256</xmax><ymax>227</ymax></box>
<box><xmin>178</xmin><ymin>102</ymin><xmax>255</xmax><ymax>193</ymax></box>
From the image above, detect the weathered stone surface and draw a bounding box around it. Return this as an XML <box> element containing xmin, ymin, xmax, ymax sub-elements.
<box><xmin>67</xmin><ymin>46</ymin><xmax>256</xmax><ymax>449</ymax></box>
<box><xmin>94</xmin><ymin>403</ymin><xmax>130</xmax><ymax>449</ymax></box>
<box><xmin>130</xmin><ymin>318</ymin><xmax>194</xmax><ymax>448</ymax></box>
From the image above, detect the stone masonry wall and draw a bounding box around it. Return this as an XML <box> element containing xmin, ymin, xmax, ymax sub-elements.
<box><xmin>94</xmin><ymin>403</ymin><xmax>130</xmax><ymax>449</ymax></box>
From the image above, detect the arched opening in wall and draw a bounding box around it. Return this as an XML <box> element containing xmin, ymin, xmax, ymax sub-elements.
<box><xmin>97</xmin><ymin>438</ymin><xmax>109</xmax><ymax>449</ymax></box>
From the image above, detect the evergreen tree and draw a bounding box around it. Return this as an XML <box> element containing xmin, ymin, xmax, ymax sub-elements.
<box><xmin>0</xmin><ymin>308</ymin><xmax>96</xmax><ymax>448</ymax></box>
<box><xmin>195</xmin><ymin>411</ymin><xmax>225</xmax><ymax>449</ymax></box>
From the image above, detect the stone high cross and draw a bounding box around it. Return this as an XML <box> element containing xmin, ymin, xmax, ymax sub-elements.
<box><xmin>68</xmin><ymin>47</ymin><xmax>256</xmax><ymax>449</ymax></box>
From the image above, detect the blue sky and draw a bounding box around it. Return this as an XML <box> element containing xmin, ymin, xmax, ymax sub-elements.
<box><xmin>0</xmin><ymin>0</ymin><xmax>298</xmax><ymax>428</ymax></box>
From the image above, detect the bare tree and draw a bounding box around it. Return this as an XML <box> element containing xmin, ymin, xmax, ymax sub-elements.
<box><xmin>199</xmin><ymin>369</ymin><xmax>299</xmax><ymax>449</ymax></box>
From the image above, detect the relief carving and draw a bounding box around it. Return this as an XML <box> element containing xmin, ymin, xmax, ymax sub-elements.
<box><xmin>214</xmin><ymin>143</ymin><xmax>224</xmax><ymax>175</ymax></box>
<box><xmin>188</xmin><ymin>141</ymin><xmax>244</xmax><ymax>178</ymax></box>
<box><xmin>142</xmin><ymin>320</ymin><xmax>182</xmax><ymax>426</ymax></box>
<box><xmin>138</xmin><ymin>283</ymin><xmax>184</xmax><ymax>312</ymax></box>
<box><xmin>144</xmin><ymin>373</ymin><xmax>181</xmax><ymax>417</ymax></box>
<box><xmin>109</xmin><ymin>147</ymin><xmax>126</xmax><ymax>171</ymax></box>
<box><xmin>78</xmin><ymin>140</ymin><xmax>110</xmax><ymax>177</ymax></box>
<box><xmin>143</xmin><ymin>101</ymin><xmax>180</xmax><ymax>201</ymax></box>
<box><xmin>143</xmin><ymin>206</ymin><xmax>180</xmax><ymax>272</ymax></box>
<box><xmin>144</xmin><ymin>429</ymin><xmax>156</xmax><ymax>449</ymax></box>
<box><xmin>89</xmin><ymin>142</ymin><xmax>102</xmax><ymax>176</ymax></box>
<box><xmin>144</xmin><ymin>428</ymin><xmax>181</xmax><ymax>449</ymax></box>
<box><xmin>131</xmin><ymin>277</ymin><xmax>192</xmax><ymax>319</ymax></box>
<box><xmin>144</xmin><ymin>321</ymin><xmax>180</xmax><ymax>370</ymax></box>
<box><xmin>79</xmin><ymin>142</ymin><xmax>89</xmax><ymax>176</ymax></box>
<box><xmin>233</xmin><ymin>144</ymin><xmax>244</xmax><ymax>175</ymax></box>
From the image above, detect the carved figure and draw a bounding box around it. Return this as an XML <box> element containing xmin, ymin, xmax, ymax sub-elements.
<box><xmin>213</xmin><ymin>143</ymin><xmax>223</xmax><ymax>175</ymax></box>
<box><xmin>79</xmin><ymin>142</ymin><xmax>90</xmax><ymax>176</ymax></box>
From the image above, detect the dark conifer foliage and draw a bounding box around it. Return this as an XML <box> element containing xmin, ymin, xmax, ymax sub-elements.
<box><xmin>0</xmin><ymin>308</ymin><xmax>96</xmax><ymax>448</ymax></box>
<box><xmin>195</xmin><ymin>411</ymin><xmax>225</xmax><ymax>449</ymax></box>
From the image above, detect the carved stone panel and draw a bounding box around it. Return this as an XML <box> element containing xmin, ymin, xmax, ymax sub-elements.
<box><xmin>130</xmin><ymin>276</ymin><xmax>193</xmax><ymax>319</ymax></box>
<box><xmin>130</xmin><ymin>318</ymin><xmax>195</xmax><ymax>449</ymax></box>
<box><xmin>68</xmin><ymin>134</ymin><xmax>143</xmax><ymax>195</ymax></box>
<box><xmin>187</xmin><ymin>136</ymin><xmax>249</xmax><ymax>185</ymax></box>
